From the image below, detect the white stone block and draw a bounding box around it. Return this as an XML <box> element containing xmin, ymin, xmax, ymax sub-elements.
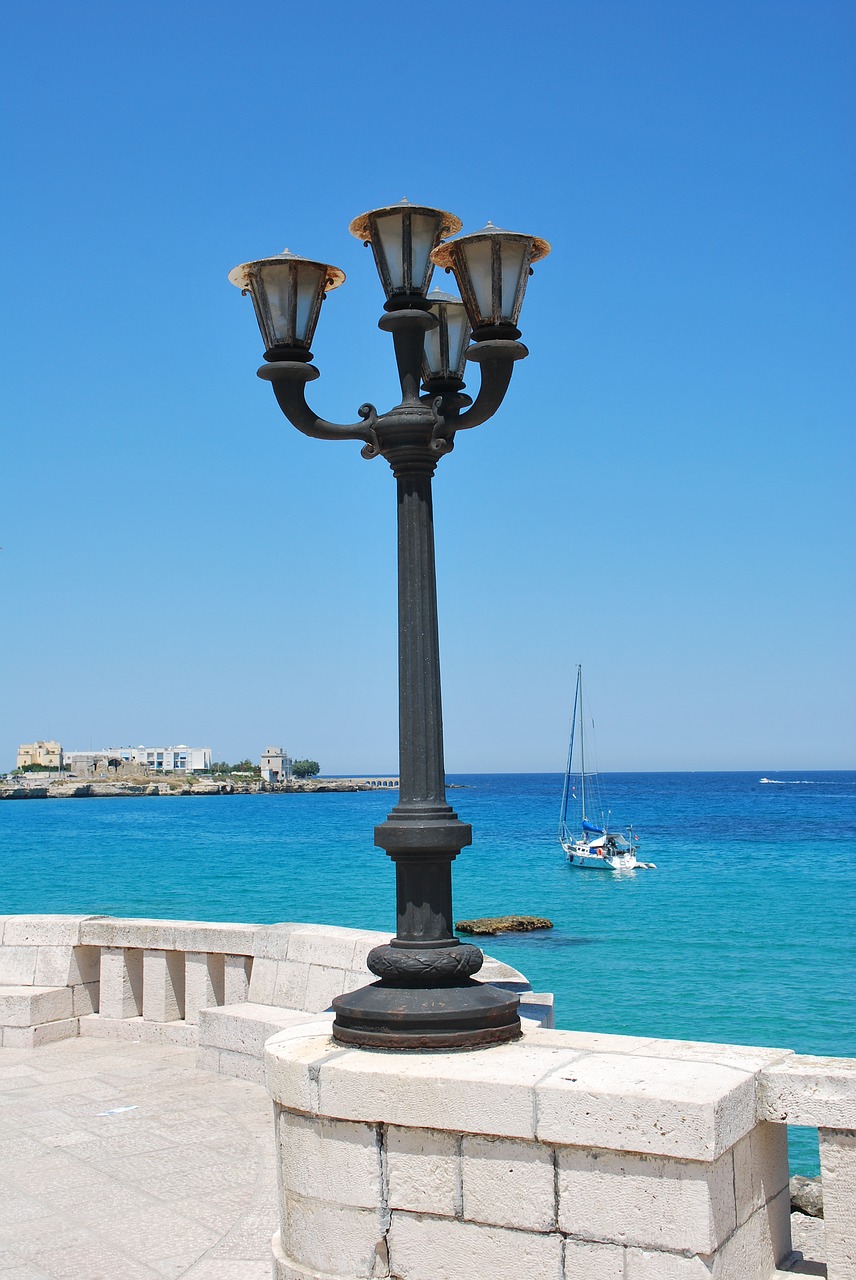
<box><xmin>303</xmin><ymin>963</ymin><xmax>352</xmax><ymax>1012</ymax></box>
<box><xmin>478</xmin><ymin>956</ymin><xmax>530</xmax><ymax>984</ymax></box>
<box><xmin>72</xmin><ymin>981</ymin><xmax>99</xmax><ymax>1015</ymax></box>
<box><xmin>704</xmin><ymin>1187</ymin><xmax>792</xmax><ymax>1278</ymax></box>
<box><xmin>184</xmin><ymin>951</ymin><xmax>225</xmax><ymax>1023</ymax></box>
<box><xmin>211</xmin><ymin>1046</ymin><xmax>265</xmax><ymax>1083</ymax></box>
<box><xmin>264</xmin><ymin>1021</ymin><xmax>340</xmax><ymax>1116</ymax></box>
<box><xmin>199</xmin><ymin>1003</ymin><xmax>310</xmax><ymax>1056</ymax></box>
<box><xmin>280</xmin><ymin>1110</ymin><xmax>382</xmax><ymax>1209</ymax></box>
<box><xmin>819</xmin><ymin>1127</ymin><xmax>856</xmax><ymax>1279</ymax></box>
<box><xmin>557</xmin><ymin>1145</ymin><xmax>736</xmax><ymax>1254</ymax></box>
<box><xmin>272</xmin><ymin>960</ymin><xmax>310</xmax><ymax>1010</ymax></box>
<box><xmin>387</xmin><ymin>1210</ymin><xmax>564</xmax><ymax>1280</ymax></box>
<box><xmin>2</xmin><ymin>914</ymin><xmax>95</xmax><ymax>945</ymax></box>
<box><xmin>247</xmin><ymin>956</ymin><xmax>277</xmax><ymax>1003</ymax></box>
<box><xmin>77</xmin><ymin>1012</ymin><xmax>196</xmax><ymax>1046</ymax></box>
<box><xmin>253</xmin><ymin>923</ymin><xmax>305</xmax><ymax>961</ymax></box>
<box><xmin>623</xmin><ymin>1249</ymin><xmax>712</xmax><ymax>1279</ymax></box>
<box><xmin>0</xmin><ymin>984</ymin><xmax>73</xmax><ymax>1026</ymax></box>
<box><xmin>536</xmin><ymin>1052</ymin><xmax>756</xmax><ymax>1159</ymax></box>
<box><xmin>98</xmin><ymin>946</ymin><xmax>143</xmax><ymax>1018</ymax></box>
<box><xmin>0</xmin><ymin>945</ymin><xmax>38</xmax><ymax>984</ymax></box>
<box><xmin>284</xmin><ymin>1191</ymin><xmax>388</xmax><ymax>1278</ymax></box>
<box><xmin>224</xmin><ymin>952</ymin><xmax>253</xmax><ymax>1003</ymax></box>
<box><xmin>170</xmin><ymin>921</ymin><xmax>258</xmax><ymax>953</ymax></box>
<box><xmin>386</xmin><ymin>1125</ymin><xmax>458</xmax><ymax>1216</ymax></box>
<box><xmin>142</xmin><ymin>948</ymin><xmax>185</xmax><ymax>1022</ymax></box>
<box><xmin>563</xmin><ymin>1238</ymin><xmax>626</xmax><ymax>1279</ymax></box>
<box><xmin>527</xmin><ymin>1027</ymin><xmax>656</xmax><ymax>1054</ymax></box>
<box><xmin>759</xmin><ymin>1054</ymin><xmax>856</xmax><ymax>1128</ymax></box>
<box><xmin>287</xmin><ymin>927</ymin><xmax>366</xmax><ymax>970</ymax></box>
<box><xmin>732</xmin><ymin>1123</ymin><xmax>789</xmax><ymax>1227</ymax></box>
<box><xmin>315</xmin><ymin>1038</ymin><xmax>582</xmax><ymax>1140</ymax></box>
<box><xmin>81</xmin><ymin>917</ymin><xmax>178</xmax><ymax>950</ymax></box>
<box><xmin>461</xmin><ymin>1134</ymin><xmax>555</xmax><ymax>1231</ymax></box>
<box><xmin>518</xmin><ymin>993</ymin><xmax>555</xmax><ymax>1029</ymax></box>
<box><xmin>641</xmin><ymin>1036</ymin><xmax>792</xmax><ymax>1074</ymax></box>
<box><xmin>1</xmin><ymin>1017</ymin><xmax>79</xmax><ymax>1048</ymax></box>
<box><xmin>34</xmin><ymin>944</ymin><xmax>99</xmax><ymax>987</ymax></box>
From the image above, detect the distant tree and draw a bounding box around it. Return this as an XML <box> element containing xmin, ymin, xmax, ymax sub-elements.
<box><xmin>292</xmin><ymin>759</ymin><xmax>320</xmax><ymax>778</ymax></box>
<box><xmin>107</xmin><ymin>757</ymin><xmax>122</xmax><ymax>773</ymax></box>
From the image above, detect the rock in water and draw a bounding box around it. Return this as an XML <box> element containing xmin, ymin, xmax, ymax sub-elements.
<box><xmin>455</xmin><ymin>916</ymin><xmax>553</xmax><ymax>936</ymax></box>
<box><xmin>790</xmin><ymin>1175</ymin><xmax>823</xmax><ymax>1218</ymax></box>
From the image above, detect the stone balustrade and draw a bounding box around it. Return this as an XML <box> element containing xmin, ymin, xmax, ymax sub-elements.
<box><xmin>266</xmin><ymin>1022</ymin><xmax>856</xmax><ymax>1279</ymax></box>
<box><xmin>0</xmin><ymin>913</ymin><xmax>549</xmax><ymax>1075</ymax></box>
<box><xmin>2</xmin><ymin>915</ymin><xmax>853</xmax><ymax>1276</ymax></box>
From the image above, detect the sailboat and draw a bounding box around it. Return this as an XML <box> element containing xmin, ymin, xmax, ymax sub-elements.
<box><xmin>558</xmin><ymin>666</ymin><xmax>650</xmax><ymax>871</ymax></box>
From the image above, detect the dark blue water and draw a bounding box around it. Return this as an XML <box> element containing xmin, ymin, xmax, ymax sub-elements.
<box><xmin>2</xmin><ymin>771</ymin><xmax>854</xmax><ymax>1174</ymax></box>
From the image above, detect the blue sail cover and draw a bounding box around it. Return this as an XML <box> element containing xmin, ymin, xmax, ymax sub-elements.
<box><xmin>582</xmin><ymin>820</ymin><xmax>604</xmax><ymax>834</ymax></box>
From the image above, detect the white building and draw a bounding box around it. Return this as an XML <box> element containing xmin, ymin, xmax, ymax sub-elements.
<box><xmin>64</xmin><ymin>745</ymin><xmax>212</xmax><ymax>774</ymax></box>
<box><xmin>260</xmin><ymin>747</ymin><xmax>291</xmax><ymax>783</ymax></box>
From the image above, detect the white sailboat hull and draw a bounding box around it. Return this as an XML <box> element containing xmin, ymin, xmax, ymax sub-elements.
<box><xmin>562</xmin><ymin>841</ymin><xmax>639</xmax><ymax>871</ymax></box>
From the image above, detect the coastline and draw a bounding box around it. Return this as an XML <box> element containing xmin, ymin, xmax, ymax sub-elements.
<box><xmin>0</xmin><ymin>777</ymin><xmax>392</xmax><ymax>800</ymax></box>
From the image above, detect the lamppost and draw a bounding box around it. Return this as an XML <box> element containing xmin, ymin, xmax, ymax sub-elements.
<box><xmin>230</xmin><ymin>199</ymin><xmax>549</xmax><ymax>1050</ymax></box>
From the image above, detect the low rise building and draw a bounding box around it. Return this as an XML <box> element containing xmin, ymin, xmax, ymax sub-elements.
<box><xmin>64</xmin><ymin>745</ymin><xmax>212</xmax><ymax>774</ymax></box>
<box><xmin>260</xmin><ymin>747</ymin><xmax>291</xmax><ymax>783</ymax></box>
<box><xmin>16</xmin><ymin>741</ymin><xmax>63</xmax><ymax>770</ymax></box>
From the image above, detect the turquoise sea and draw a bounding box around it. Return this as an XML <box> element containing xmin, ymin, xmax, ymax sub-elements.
<box><xmin>2</xmin><ymin>771</ymin><xmax>855</xmax><ymax>1175</ymax></box>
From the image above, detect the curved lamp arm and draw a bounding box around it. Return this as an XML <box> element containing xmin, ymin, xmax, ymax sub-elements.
<box><xmin>452</xmin><ymin>340</ymin><xmax>529</xmax><ymax>432</ymax></box>
<box><xmin>258</xmin><ymin>362</ymin><xmax>379</xmax><ymax>449</ymax></box>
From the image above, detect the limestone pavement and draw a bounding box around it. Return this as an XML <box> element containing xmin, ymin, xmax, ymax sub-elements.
<box><xmin>0</xmin><ymin>1037</ymin><xmax>276</xmax><ymax>1279</ymax></box>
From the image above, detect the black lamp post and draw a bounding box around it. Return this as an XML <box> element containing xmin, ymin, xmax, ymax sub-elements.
<box><xmin>230</xmin><ymin>201</ymin><xmax>549</xmax><ymax>1050</ymax></box>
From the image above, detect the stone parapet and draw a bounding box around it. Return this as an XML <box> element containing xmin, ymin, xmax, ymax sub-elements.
<box><xmin>263</xmin><ymin>1022</ymin><xmax>811</xmax><ymax>1280</ymax></box>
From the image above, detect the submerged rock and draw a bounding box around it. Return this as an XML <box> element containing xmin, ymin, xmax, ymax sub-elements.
<box><xmin>456</xmin><ymin>915</ymin><xmax>553</xmax><ymax>936</ymax></box>
<box><xmin>790</xmin><ymin>1175</ymin><xmax>823</xmax><ymax>1218</ymax></box>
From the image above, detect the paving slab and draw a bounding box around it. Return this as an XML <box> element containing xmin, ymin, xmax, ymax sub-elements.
<box><xmin>0</xmin><ymin>1037</ymin><xmax>277</xmax><ymax>1279</ymax></box>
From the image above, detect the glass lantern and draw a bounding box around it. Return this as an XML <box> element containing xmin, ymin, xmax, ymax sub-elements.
<box><xmin>422</xmin><ymin>288</ymin><xmax>471</xmax><ymax>387</ymax></box>
<box><xmin>349</xmin><ymin>199</ymin><xmax>462</xmax><ymax>304</ymax></box>
<box><xmin>430</xmin><ymin>223</ymin><xmax>550</xmax><ymax>335</ymax></box>
<box><xmin>228</xmin><ymin>249</ymin><xmax>345</xmax><ymax>358</ymax></box>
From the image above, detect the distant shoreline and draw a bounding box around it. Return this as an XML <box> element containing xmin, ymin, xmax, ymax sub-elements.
<box><xmin>0</xmin><ymin>777</ymin><xmax>397</xmax><ymax>801</ymax></box>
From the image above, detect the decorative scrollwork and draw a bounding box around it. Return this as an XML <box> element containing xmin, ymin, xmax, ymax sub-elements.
<box><xmin>357</xmin><ymin>402</ymin><xmax>381</xmax><ymax>459</ymax></box>
<box><xmin>367</xmin><ymin>943</ymin><xmax>483</xmax><ymax>982</ymax></box>
<box><xmin>429</xmin><ymin>395</ymin><xmax>455</xmax><ymax>456</ymax></box>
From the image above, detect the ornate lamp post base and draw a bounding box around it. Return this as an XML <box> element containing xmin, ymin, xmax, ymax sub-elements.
<box><xmin>331</xmin><ymin>980</ymin><xmax>521</xmax><ymax>1051</ymax></box>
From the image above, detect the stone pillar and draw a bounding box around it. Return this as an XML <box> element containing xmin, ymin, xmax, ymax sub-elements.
<box><xmin>142</xmin><ymin>949</ymin><xmax>185</xmax><ymax>1022</ymax></box>
<box><xmin>819</xmin><ymin>1128</ymin><xmax>856</xmax><ymax>1280</ymax></box>
<box><xmin>184</xmin><ymin>952</ymin><xmax>225</xmax><ymax>1024</ymax></box>
<box><xmin>98</xmin><ymin>947</ymin><xmax>143</xmax><ymax>1019</ymax></box>
<box><xmin>224</xmin><ymin>953</ymin><xmax>253</xmax><ymax>1004</ymax></box>
<box><xmin>264</xmin><ymin>1021</ymin><xmax>793</xmax><ymax>1280</ymax></box>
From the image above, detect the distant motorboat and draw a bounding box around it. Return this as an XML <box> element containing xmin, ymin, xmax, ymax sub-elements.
<box><xmin>558</xmin><ymin>666</ymin><xmax>654</xmax><ymax>872</ymax></box>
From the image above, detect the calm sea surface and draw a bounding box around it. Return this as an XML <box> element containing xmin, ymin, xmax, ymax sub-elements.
<box><xmin>2</xmin><ymin>770</ymin><xmax>855</xmax><ymax>1174</ymax></box>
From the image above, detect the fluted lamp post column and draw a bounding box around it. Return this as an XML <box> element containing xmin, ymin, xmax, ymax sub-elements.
<box><xmin>230</xmin><ymin>199</ymin><xmax>549</xmax><ymax>1049</ymax></box>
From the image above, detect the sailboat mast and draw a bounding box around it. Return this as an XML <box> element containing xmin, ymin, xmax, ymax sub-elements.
<box><xmin>558</xmin><ymin>664</ymin><xmax>581</xmax><ymax>842</ymax></box>
<box><xmin>578</xmin><ymin>666</ymin><xmax>586</xmax><ymax>823</ymax></box>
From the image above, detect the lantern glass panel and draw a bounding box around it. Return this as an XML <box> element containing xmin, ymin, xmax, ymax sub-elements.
<box><xmin>423</xmin><ymin>323</ymin><xmax>442</xmax><ymax>377</ymax></box>
<box><xmin>445</xmin><ymin>304</ymin><xmax>470</xmax><ymax>376</ymax></box>
<box><xmin>410</xmin><ymin>212</ymin><xmax>440</xmax><ymax>293</ymax></box>
<box><xmin>259</xmin><ymin>262</ymin><xmax>295</xmax><ymax>345</ymax></box>
<box><xmin>294</xmin><ymin>263</ymin><xmax>324</xmax><ymax>343</ymax></box>
<box><xmin>376</xmin><ymin>214</ymin><xmax>405</xmax><ymax>291</ymax></box>
<box><xmin>461</xmin><ymin>239</ymin><xmax>494</xmax><ymax>319</ymax></box>
<box><xmin>499</xmin><ymin>239</ymin><xmax>529</xmax><ymax>321</ymax></box>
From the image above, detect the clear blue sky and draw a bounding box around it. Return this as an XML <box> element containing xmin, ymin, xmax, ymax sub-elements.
<box><xmin>1</xmin><ymin>1</ymin><xmax>853</xmax><ymax>773</ymax></box>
